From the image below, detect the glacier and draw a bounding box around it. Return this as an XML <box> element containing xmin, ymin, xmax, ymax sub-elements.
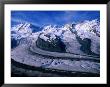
<box><xmin>11</xmin><ymin>19</ymin><xmax>100</xmax><ymax>76</ymax></box>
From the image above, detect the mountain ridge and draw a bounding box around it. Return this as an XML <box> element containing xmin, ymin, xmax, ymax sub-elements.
<box><xmin>11</xmin><ymin>19</ymin><xmax>100</xmax><ymax>56</ymax></box>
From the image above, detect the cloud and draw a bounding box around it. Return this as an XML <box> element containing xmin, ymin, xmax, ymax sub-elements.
<box><xmin>63</xmin><ymin>11</ymin><xmax>75</xmax><ymax>21</ymax></box>
<box><xmin>11</xmin><ymin>11</ymin><xmax>100</xmax><ymax>27</ymax></box>
<box><xmin>11</xmin><ymin>18</ymin><xmax>40</xmax><ymax>27</ymax></box>
<box><xmin>11</xmin><ymin>18</ymin><xmax>28</xmax><ymax>23</ymax></box>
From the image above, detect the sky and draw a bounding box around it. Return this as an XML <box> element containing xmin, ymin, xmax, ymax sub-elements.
<box><xmin>11</xmin><ymin>11</ymin><xmax>100</xmax><ymax>27</ymax></box>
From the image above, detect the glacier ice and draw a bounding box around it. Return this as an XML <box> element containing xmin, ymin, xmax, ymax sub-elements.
<box><xmin>11</xmin><ymin>19</ymin><xmax>100</xmax><ymax>75</ymax></box>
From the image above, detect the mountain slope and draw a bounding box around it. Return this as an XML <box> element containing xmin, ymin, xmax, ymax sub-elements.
<box><xmin>11</xmin><ymin>19</ymin><xmax>100</xmax><ymax>56</ymax></box>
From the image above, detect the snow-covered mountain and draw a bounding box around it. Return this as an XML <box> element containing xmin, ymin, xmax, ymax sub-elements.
<box><xmin>11</xmin><ymin>23</ymin><xmax>32</xmax><ymax>39</ymax></box>
<box><xmin>11</xmin><ymin>23</ymin><xmax>42</xmax><ymax>48</ymax></box>
<box><xmin>11</xmin><ymin>19</ymin><xmax>100</xmax><ymax>56</ymax></box>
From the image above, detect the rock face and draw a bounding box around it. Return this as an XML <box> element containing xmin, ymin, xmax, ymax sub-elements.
<box><xmin>76</xmin><ymin>36</ymin><xmax>98</xmax><ymax>56</ymax></box>
<box><xmin>36</xmin><ymin>34</ymin><xmax>66</xmax><ymax>52</ymax></box>
<box><xmin>11</xmin><ymin>38</ymin><xmax>19</xmax><ymax>49</ymax></box>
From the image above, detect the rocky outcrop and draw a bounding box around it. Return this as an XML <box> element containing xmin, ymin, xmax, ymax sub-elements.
<box><xmin>36</xmin><ymin>35</ymin><xmax>66</xmax><ymax>52</ymax></box>
<box><xmin>11</xmin><ymin>38</ymin><xmax>19</xmax><ymax>49</ymax></box>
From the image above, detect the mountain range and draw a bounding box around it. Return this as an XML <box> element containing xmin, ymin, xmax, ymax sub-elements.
<box><xmin>11</xmin><ymin>19</ymin><xmax>100</xmax><ymax>56</ymax></box>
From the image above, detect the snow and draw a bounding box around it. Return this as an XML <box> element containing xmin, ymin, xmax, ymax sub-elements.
<box><xmin>39</xmin><ymin>33</ymin><xmax>49</xmax><ymax>41</ymax></box>
<box><xmin>49</xmin><ymin>34</ymin><xmax>56</xmax><ymax>41</ymax></box>
<box><xmin>75</xmin><ymin>19</ymin><xmax>100</xmax><ymax>39</ymax></box>
<box><xmin>61</xmin><ymin>29</ymin><xmax>76</xmax><ymax>41</ymax></box>
<box><xmin>11</xmin><ymin>24</ymin><xmax>24</xmax><ymax>31</ymax></box>
<box><xmin>29</xmin><ymin>32</ymin><xmax>41</xmax><ymax>43</ymax></box>
<box><xmin>11</xmin><ymin>19</ymin><xmax>100</xmax><ymax>55</ymax></box>
<box><xmin>11</xmin><ymin>20</ymin><xmax>100</xmax><ymax>75</ymax></box>
<box><xmin>74</xmin><ymin>19</ymin><xmax>100</xmax><ymax>54</ymax></box>
<box><xmin>11</xmin><ymin>23</ymin><xmax>32</xmax><ymax>40</ymax></box>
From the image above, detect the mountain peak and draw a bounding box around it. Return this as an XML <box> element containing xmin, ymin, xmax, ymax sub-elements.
<box><xmin>11</xmin><ymin>19</ymin><xmax>100</xmax><ymax>55</ymax></box>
